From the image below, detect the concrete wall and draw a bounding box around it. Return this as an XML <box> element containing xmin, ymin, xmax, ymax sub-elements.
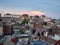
<box><xmin>0</xmin><ymin>26</ymin><xmax>3</xmax><ymax>36</ymax></box>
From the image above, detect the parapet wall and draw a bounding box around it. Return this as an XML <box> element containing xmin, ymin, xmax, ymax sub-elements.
<box><xmin>40</xmin><ymin>35</ymin><xmax>60</xmax><ymax>45</ymax></box>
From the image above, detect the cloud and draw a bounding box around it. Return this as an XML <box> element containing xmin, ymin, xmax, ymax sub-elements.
<box><xmin>31</xmin><ymin>11</ymin><xmax>45</xmax><ymax>16</ymax></box>
<box><xmin>0</xmin><ymin>8</ymin><xmax>45</xmax><ymax>16</ymax></box>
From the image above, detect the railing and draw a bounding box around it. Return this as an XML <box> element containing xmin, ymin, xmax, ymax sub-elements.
<box><xmin>0</xmin><ymin>36</ymin><xmax>8</xmax><ymax>45</ymax></box>
<box><xmin>54</xmin><ymin>40</ymin><xmax>60</xmax><ymax>45</ymax></box>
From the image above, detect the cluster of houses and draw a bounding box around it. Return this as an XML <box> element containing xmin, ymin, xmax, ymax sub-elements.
<box><xmin>0</xmin><ymin>13</ymin><xmax>60</xmax><ymax>37</ymax></box>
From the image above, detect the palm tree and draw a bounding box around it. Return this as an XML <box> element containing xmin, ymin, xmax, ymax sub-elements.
<box><xmin>5</xmin><ymin>13</ymin><xmax>11</xmax><ymax>15</ymax></box>
<box><xmin>35</xmin><ymin>15</ymin><xmax>39</xmax><ymax>18</ymax></box>
<box><xmin>41</xmin><ymin>15</ymin><xmax>46</xmax><ymax>18</ymax></box>
<box><xmin>22</xmin><ymin>14</ymin><xmax>29</xmax><ymax>18</ymax></box>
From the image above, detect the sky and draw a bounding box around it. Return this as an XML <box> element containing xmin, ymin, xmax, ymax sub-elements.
<box><xmin>0</xmin><ymin>0</ymin><xmax>60</xmax><ymax>19</ymax></box>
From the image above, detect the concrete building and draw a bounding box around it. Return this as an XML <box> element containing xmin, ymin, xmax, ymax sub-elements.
<box><xmin>2</xmin><ymin>14</ymin><xmax>20</xmax><ymax>35</ymax></box>
<box><xmin>2</xmin><ymin>16</ymin><xmax>12</xmax><ymax>35</ymax></box>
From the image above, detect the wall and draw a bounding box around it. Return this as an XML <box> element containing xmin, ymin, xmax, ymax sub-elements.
<box><xmin>0</xmin><ymin>26</ymin><xmax>3</xmax><ymax>36</ymax></box>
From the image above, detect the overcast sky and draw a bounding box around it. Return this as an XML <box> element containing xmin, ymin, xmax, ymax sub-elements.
<box><xmin>0</xmin><ymin>0</ymin><xmax>60</xmax><ymax>19</ymax></box>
